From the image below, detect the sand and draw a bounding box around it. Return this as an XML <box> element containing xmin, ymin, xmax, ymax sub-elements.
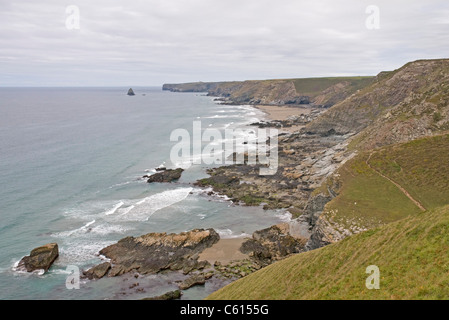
<box><xmin>254</xmin><ymin>105</ymin><xmax>313</xmax><ymax>132</ymax></box>
<box><xmin>255</xmin><ymin>105</ymin><xmax>313</xmax><ymax>121</ymax></box>
<box><xmin>199</xmin><ymin>238</ymin><xmax>249</xmax><ymax>265</ymax></box>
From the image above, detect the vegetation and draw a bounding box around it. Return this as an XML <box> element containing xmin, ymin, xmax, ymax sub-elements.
<box><xmin>291</xmin><ymin>76</ymin><xmax>374</xmax><ymax>97</ymax></box>
<box><xmin>321</xmin><ymin>153</ymin><xmax>422</xmax><ymax>231</ymax></box>
<box><xmin>368</xmin><ymin>134</ymin><xmax>449</xmax><ymax>210</ymax></box>
<box><xmin>208</xmin><ymin>204</ymin><xmax>449</xmax><ymax>300</ymax></box>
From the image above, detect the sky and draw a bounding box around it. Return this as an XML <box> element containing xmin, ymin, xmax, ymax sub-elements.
<box><xmin>1</xmin><ymin>0</ymin><xmax>448</xmax><ymax>86</ymax></box>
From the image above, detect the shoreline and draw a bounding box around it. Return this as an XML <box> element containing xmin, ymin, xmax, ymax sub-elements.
<box><xmin>199</xmin><ymin>238</ymin><xmax>249</xmax><ymax>265</ymax></box>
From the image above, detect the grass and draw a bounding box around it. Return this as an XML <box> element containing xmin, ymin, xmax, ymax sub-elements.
<box><xmin>208</xmin><ymin>204</ymin><xmax>449</xmax><ymax>300</ymax></box>
<box><xmin>291</xmin><ymin>76</ymin><xmax>374</xmax><ymax>98</ymax></box>
<box><xmin>321</xmin><ymin>153</ymin><xmax>422</xmax><ymax>230</ymax></box>
<box><xmin>207</xmin><ymin>133</ymin><xmax>449</xmax><ymax>300</ymax></box>
<box><xmin>368</xmin><ymin>134</ymin><xmax>449</xmax><ymax>210</ymax></box>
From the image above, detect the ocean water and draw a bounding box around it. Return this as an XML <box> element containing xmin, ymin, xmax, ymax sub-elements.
<box><xmin>0</xmin><ymin>87</ymin><xmax>286</xmax><ymax>300</ymax></box>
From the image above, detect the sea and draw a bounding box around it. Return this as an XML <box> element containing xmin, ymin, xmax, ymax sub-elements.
<box><xmin>0</xmin><ymin>87</ymin><xmax>288</xmax><ymax>300</ymax></box>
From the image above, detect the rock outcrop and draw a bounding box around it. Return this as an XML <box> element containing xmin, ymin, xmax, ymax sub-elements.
<box><xmin>17</xmin><ymin>243</ymin><xmax>59</xmax><ymax>273</ymax></box>
<box><xmin>83</xmin><ymin>262</ymin><xmax>111</xmax><ymax>280</ymax></box>
<box><xmin>145</xmin><ymin>168</ymin><xmax>184</xmax><ymax>183</ymax></box>
<box><xmin>142</xmin><ymin>290</ymin><xmax>182</xmax><ymax>300</ymax></box>
<box><xmin>178</xmin><ymin>273</ymin><xmax>206</xmax><ymax>290</ymax></box>
<box><xmin>98</xmin><ymin>229</ymin><xmax>219</xmax><ymax>277</ymax></box>
<box><xmin>127</xmin><ymin>88</ymin><xmax>135</xmax><ymax>96</ymax></box>
<box><xmin>240</xmin><ymin>223</ymin><xmax>307</xmax><ymax>265</ymax></box>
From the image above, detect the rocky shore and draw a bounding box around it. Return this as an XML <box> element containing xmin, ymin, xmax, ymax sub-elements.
<box><xmin>194</xmin><ymin>103</ymin><xmax>357</xmax><ymax>252</ymax></box>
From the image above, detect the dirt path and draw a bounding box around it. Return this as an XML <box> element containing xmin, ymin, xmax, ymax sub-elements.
<box><xmin>366</xmin><ymin>152</ymin><xmax>426</xmax><ymax>212</ymax></box>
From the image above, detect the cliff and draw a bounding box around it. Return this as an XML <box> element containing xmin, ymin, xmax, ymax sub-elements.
<box><xmin>306</xmin><ymin>59</ymin><xmax>449</xmax><ymax>148</ymax></box>
<box><xmin>163</xmin><ymin>77</ymin><xmax>374</xmax><ymax>108</ymax></box>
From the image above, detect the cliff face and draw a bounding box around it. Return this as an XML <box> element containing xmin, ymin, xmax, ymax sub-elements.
<box><xmin>306</xmin><ymin>59</ymin><xmax>449</xmax><ymax>149</ymax></box>
<box><xmin>163</xmin><ymin>77</ymin><xmax>374</xmax><ymax>108</ymax></box>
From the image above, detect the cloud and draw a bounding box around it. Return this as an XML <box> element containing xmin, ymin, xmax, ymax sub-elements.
<box><xmin>0</xmin><ymin>0</ymin><xmax>448</xmax><ymax>86</ymax></box>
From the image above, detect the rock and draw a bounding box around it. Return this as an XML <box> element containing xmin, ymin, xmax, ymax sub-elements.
<box><xmin>98</xmin><ymin>229</ymin><xmax>220</xmax><ymax>276</ymax></box>
<box><xmin>17</xmin><ymin>243</ymin><xmax>59</xmax><ymax>273</ymax></box>
<box><xmin>127</xmin><ymin>88</ymin><xmax>135</xmax><ymax>96</ymax></box>
<box><xmin>146</xmin><ymin>168</ymin><xmax>184</xmax><ymax>183</ymax></box>
<box><xmin>179</xmin><ymin>274</ymin><xmax>206</xmax><ymax>290</ymax></box>
<box><xmin>142</xmin><ymin>290</ymin><xmax>182</xmax><ymax>300</ymax></box>
<box><xmin>83</xmin><ymin>262</ymin><xmax>111</xmax><ymax>280</ymax></box>
<box><xmin>240</xmin><ymin>224</ymin><xmax>307</xmax><ymax>264</ymax></box>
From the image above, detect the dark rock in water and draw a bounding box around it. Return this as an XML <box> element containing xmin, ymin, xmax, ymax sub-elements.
<box><xmin>83</xmin><ymin>262</ymin><xmax>111</xmax><ymax>280</ymax></box>
<box><xmin>127</xmin><ymin>88</ymin><xmax>135</xmax><ymax>96</ymax></box>
<box><xmin>17</xmin><ymin>243</ymin><xmax>59</xmax><ymax>273</ymax></box>
<box><xmin>155</xmin><ymin>166</ymin><xmax>167</xmax><ymax>171</ymax></box>
<box><xmin>98</xmin><ymin>228</ymin><xmax>219</xmax><ymax>276</ymax></box>
<box><xmin>146</xmin><ymin>168</ymin><xmax>184</xmax><ymax>183</ymax></box>
<box><xmin>240</xmin><ymin>223</ymin><xmax>307</xmax><ymax>265</ymax></box>
<box><xmin>142</xmin><ymin>290</ymin><xmax>182</xmax><ymax>300</ymax></box>
<box><xmin>178</xmin><ymin>273</ymin><xmax>206</xmax><ymax>290</ymax></box>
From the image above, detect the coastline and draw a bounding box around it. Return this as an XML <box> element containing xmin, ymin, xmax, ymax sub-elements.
<box><xmin>199</xmin><ymin>238</ymin><xmax>249</xmax><ymax>265</ymax></box>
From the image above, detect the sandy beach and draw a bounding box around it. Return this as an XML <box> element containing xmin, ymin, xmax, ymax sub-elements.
<box><xmin>199</xmin><ymin>238</ymin><xmax>249</xmax><ymax>265</ymax></box>
<box><xmin>254</xmin><ymin>105</ymin><xmax>314</xmax><ymax>132</ymax></box>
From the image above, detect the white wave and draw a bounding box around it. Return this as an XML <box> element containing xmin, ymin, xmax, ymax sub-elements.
<box><xmin>108</xmin><ymin>181</ymin><xmax>134</xmax><ymax>189</ymax></box>
<box><xmin>120</xmin><ymin>205</ymin><xmax>135</xmax><ymax>215</ymax></box>
<box><xmin>276</xmin><ymin>210</ymin><xmax>292</xmax><ymax>222</ymax></box>
<box><xmin>216</xmin><ymin>229</ymin><xmax>250</xmax><ymax>239</ymax></box>
<box><xmin>217</xmin><ymin>228</ymin><xmax>233</xmax><ymax>237</ymax></box>
<box><xmin>52</xmin><ymin>220</ymin><xmax>96</xmax><ymax>238</ymax></box>
<box><xmin>197</xmin><ymin>213</ymin><xmax>207</xmax><ymax>220</ymax></box>
<box><xmin>204</xmin><ymin>114</ymin><xmax>242</xmax><ymax>119</ymax></box>
<box><xmin>89</xmin><ymin>223</ymin><xmax>129</xmax><ymax>236</ymax></box>
<box><xmin>57</xmin><ymin>240</ymin><xmax>116</xmax><ymax>265</ymax></box>
<box><xmin>120</xmin><ymin>187</ymin><xmax>193</xmax><ymax>221</ymax></box>
<box><xmin>104</xmin><ymin>201</ymin><xmax>124</xmax><ymax>216</ymax></box>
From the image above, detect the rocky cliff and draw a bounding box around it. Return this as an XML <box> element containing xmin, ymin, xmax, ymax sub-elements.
<box><xmin>306</xmin><ymin>59</ymin><xmax>449</xmax><ymax>148</ymax></box>
<box><xmin>163</xmin><ymin>77</ymin><xmax>374</xmax><ymax>108</ymax></box>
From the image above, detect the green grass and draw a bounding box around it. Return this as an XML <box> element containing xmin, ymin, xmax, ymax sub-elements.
<box><xmin>208</xmin><ymin>204</ymin><xmax>449</xmax><ymax>300</ymax></box>
<box><xmin>291</xmin><ymin>76</ymin><xmax>374</xmax><ymax>97</ymax></box>
<box><xmin>369</xmin><ymin>134</ymin><xmax>449</xmax><ymax>210</ymax></box>
<box><xmin>321</xmin><ymin>153</ymin><xmax>422</xmax><ymax>230</ymax></box>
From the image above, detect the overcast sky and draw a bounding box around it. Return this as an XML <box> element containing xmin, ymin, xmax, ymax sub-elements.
<box><xmin>1</xmin><ymin>0</ymin><xmax>448</xmax><ymax>86</ymax></box>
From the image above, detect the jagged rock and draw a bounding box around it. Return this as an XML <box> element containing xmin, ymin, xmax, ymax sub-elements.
<box><xmin>178</xmin><ymin>274</ymin><xmax>206</xmax><ymax>290</ymax></box>
<box><xmin>83</xmin><ymin>262</ymin><xmax>111</xmax><ymax>280</ymax></box>
<box><xmin>240</xmin><ymin>224</ymin><xmax>307</xmax><ymax>264</ymax></box>
<box><xmin>98</xmin><ymin>229</ymin><xmax>219</xmax><ymax>276</ymax></box>
<box><xmin>146</xmin><ymin>168</ymin><xmax>184</xmax><ymax>183</ymax></box>
<box><xmin>17</xmin><ymin>243</ymin><xmax>59</xmax><ymax>273</ymax></box>
<box><xmin>142</xmin><ymin>290</ymin><xmax>182</xmax><ymax>300</ymax></box>
<box><xmin>127</xmin><ymin>88</ymin><xmax>135</xmax><ymax>96</ymax></box>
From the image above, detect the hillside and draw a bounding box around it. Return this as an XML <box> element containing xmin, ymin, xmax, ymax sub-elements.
<box><xmin>308</xmin><ymin>134</ymin><xmax>449</xmax><ymax>248</ymax></box>
<box><xmin>163</xmin><ymin>77</ymin><xmax>374</xmax><ymax>108</ymax></box>
<box><xmin>208</xmin><ymin>204</ymin><xmax>449</xmax><ymax>300</ymax></box>
<box><xmin>306</xmin><ymin>59</ymin><xmax>449</xmax><ymax>148</ymax></box>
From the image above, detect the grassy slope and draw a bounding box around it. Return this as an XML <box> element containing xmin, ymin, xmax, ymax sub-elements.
<box><xmin>208</xmin><ymin>134</ymin><xmax>449</xmax><ymax>300</ymax></box>
<box><xmin>321</xmin><ymin>154</ymin><xmax>422</xmax><ymax>231</ymax></box>
<box><xmin>208</xmin><ymin>204</ymin><xmax>449</xmax><ymax>300</ymax></box>
<box><xmin>291</xmin><ymin>76</ymin><xmax>374</xmax><ymax>97</ymax></box>
<box><xmin>316</xmin><ymin>134</ymin><xmax>449</xmax><ymax>232</ymax></box>
<box><xmin>368</xmin><ymin>134</ymin><xmax>449</xmax><ymax>211</ymax></box>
